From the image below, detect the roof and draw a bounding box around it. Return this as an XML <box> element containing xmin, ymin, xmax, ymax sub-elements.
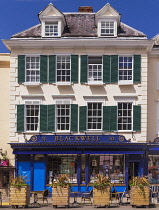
<box><xmin>11</xmin><ymin>13</ymin><xmax>146</xmax><ymax>38</ymax></box>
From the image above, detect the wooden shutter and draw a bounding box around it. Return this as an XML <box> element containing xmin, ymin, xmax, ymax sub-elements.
<box><xmin>110</xmin><ymin>106</ymin><xmax>117</xmax><ymax>131</ymax></box>
<box><xmin>133</xmin><ymin>105</ymin><xmax>141</xmax><ymax>131</ymax></box>
<box><xmin>71</xmin><ymin>55</ymin><xmax>78</xmax><ymax>83</ymax></box>
<box><xmin>40</xmin><ymin>55</ymin><xmax>48</xmax><ymax>83</ymax></box>
<box><xmin>17</xmin><ymin>104</ymin><xmax>24</xmax><ymax>132</ymax></box>
<box><xmin>40</xmin><ymin>105</ymin><xmax>48</xmax><ymax>132</ymax></box>
<box><xmin>49</xmin><ymin>55</ymin><xmax>56</xmax><ymax>83</ymax></box>
<box><xmin>71</xmin><ymin>104</ymin><xmax>78</xmax><ymax>132</ymax></box>
<box><xmin>133</xmin><ymin>55</ymin><xmax>141</xmax><ymax>83</ymax></box>
<box><xmin>111</xmin><ymin>55</ymin><xmax>118</xmax><ymax>83</ymax></box>
<box><xmin>79</xmin><ymin>106</ymin><xmax>87</xmax><ymax>132</ymax></box>
<box><xmin>80</xmin><ymin>55</ymin><xmax>88</xmax><ymax>83</ymax></box>
<box><xmin>18</xmin><ymin>55</ymin><xmax>25</xmax><ymax>83</ymax></box>
<box><xmin>103</xmin><ymin>106</ymin><xmax>111</xmax><ymax>131</ymax></box>
<box><xmin>48</xmin><ymin>105</ymin><xmax>55</xmax><ymax>132</ymax></box>
<box><xmin>103</xmin><ymin>55</ymin><xmax>111</xmax><ymax>83</ymax></box>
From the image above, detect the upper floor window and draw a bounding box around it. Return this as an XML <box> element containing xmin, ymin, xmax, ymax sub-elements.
<box><xmin>45</xmin><ymin>22</ymin><xmax>58</xmax><ymax>36</ymax></box>
<box><xmin>57</xmin><ymin>55</ymin><xmax>71</xmax><ymax>82</ymax></box>
<box><xmin>119</xmin><ymin>56</ymin><xmax>133</xmax><ymax>83</ymax></box>
<box><xmin>25</xmin><ymin>101</ymin><xmax>40</xmax><ymax>132</ymax></box>
<box><xmin>118</xmin><ymin>102</ymin><xmax>132</xmax><ymax>131</ymax></box>
<box><xmin>26</xmin><ymin>56</ymin><xmax>40</xmax><ymax>83</ymax></box>
<box><xmin>88</xmin><ymin>56</ymin><xmax>103</xmax><ymax>83</ymax></box>
<box><xmin>101</xmin><ymin>21</ymin><xmax>115</xmax><ymax>37</ymax></box>
<box><xmin>87</xmin><ymin>102</ymin><xmax>102</xmax><ymax>130</ymax></box>
<box><xmin>56</xmin><ymin>104</ymin><xmax>70</xmax><ymax>131</ymax></box>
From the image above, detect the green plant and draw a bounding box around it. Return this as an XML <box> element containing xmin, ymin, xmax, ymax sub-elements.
<box><xmin>10</xmin><ymin>175</ymin><xmax>28</xmax><ymax>188</ymax></box>
<box><xmin>53</xmin><ymin>174</ymin><xmax>71</xmax><ymax>187</ymax></box>
<box><xmin>129</xmin><ymin>176</ymin><xmax>149</xmax><ymax>197</ymax></box>
<box><xmin>93</xmin><ymin>174</ymin><xmax>111</xmax><ymax>190</ymax></box>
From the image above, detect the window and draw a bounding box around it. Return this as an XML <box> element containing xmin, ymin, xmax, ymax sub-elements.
<box><xmin>47</xmin><ymin>154</ymin><xmax>77</xmax><ymax>184</ymax></box>
<box><xmin>101</xmin><ymin>21</ymin><xmax>115</xmax><ymax>36</ymax></box>
<box><xmin>119</xmin><ymin>56</ymin><xmax>133</xmax><ymax>82</ymax></box>
<box><xmin>88</xmin><ymin>56</ymin><xmax>103</xmax><ymax>83</ymax></box>
<box><xmin>26</xmin><ymin>56</ymin><xmax>40</xmax><ymax>82</ymax></box>
<box><xmin>87</xmin><ymin>102</ymin><xmax>102</xmax><ymax>130</ymax></box>
<box><xmin>56</xmin><ymin>104</ymin><xmax>70</xmax><ymax>131</ymax></box>
<box><xmin>45</xmin><ymin>22</ymin><xmax>58</xmax><ymax>36</ymax></box>
<box><xmin>56</xmin><ymin>55</ymin><xmax>71</xmax><ymax>82</ymax></box>
<box><xmin>25</xmin><ymin>101</ymin><xmax>40</xmax><ymax>131</ymax></box>
<box><xmin>89</xmin><ymin>154</ymin><xmax>124</xmax><ymax>184</ymax></box>
<box><xmin>118</xmin><ymin>102</ymin><xmax>132</xmax><ymax>131</ymax></box>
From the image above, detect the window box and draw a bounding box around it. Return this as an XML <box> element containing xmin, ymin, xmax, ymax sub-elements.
<box><xmin>0</xmin><ymin>160</ymin><xmax>9</xmax><ymax>167</ymax></box>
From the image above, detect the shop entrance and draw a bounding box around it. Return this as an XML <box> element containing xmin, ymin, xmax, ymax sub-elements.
<box><xmin>128</xmin><ymin>162</ymin><xmax>139</xmax><ymax>189</ymax></box>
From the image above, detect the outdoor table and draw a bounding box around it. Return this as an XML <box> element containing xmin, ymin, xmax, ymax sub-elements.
<box><xmin>71</xmin><ymin>192</ymin><xmax>81</xmax><ymax>206</ymax></box>
<box><xmin>30</xmin><ymin>191</ymin><xmax>43</xmax><ymax>207</ymax></box>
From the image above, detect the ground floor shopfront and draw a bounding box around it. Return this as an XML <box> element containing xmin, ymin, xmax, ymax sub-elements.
<box><xmin>10</xmin><ymin>135</ymin><xmax>150</xmax><ymax>193</ymax></box>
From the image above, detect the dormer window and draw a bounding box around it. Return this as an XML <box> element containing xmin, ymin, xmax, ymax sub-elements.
<box><xmin>101</xmin><ymin>21</ymin><xmax>115</xmax><ymax>36</ymax></box>
<box><xmin>45</xmin><ymin>22</ymin><xmax>58</xmax><ymax>36</ymax></box>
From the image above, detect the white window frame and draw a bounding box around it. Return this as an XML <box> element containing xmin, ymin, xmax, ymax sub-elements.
<box><xmin>55</xmin><ymin>99</ymin><xmax>72</xmax><ymax>133</ymax></box>
<box><xmin>24</xmin><ymin>100</ymin><xmax>41</xmax><ymax>133</ymax></box>
<box><xmin>118</xmin><ymin>55</ymin><xmax>133</xmax><ymax>85</ymax></box>
<box><xmin>88</xmin><ymin>56</ymin><xmax>103</xmax><ymax>85</ymax></box>
<box><xmin>56</xmin><ymin>55</ymin><xmax>71</xmax><ymax>85</ymax></box>
<box><xmin>45</xmin><ymin>21</ymin><xmax>58</xmax><ymax>37</ymax></box>
<box><xmin>98</xmin><ymin>19</ymin><xmax>117</xmax><ymax>37</ymax></box>
<box><xmin>41</xmin><ymin>19</ymin><xmax>61</xmax><ymax>37</ymax></box>
<box><xmin>86</xmin><ymin>99</ymin><xmax>104</xmax><ymax>131</ymax></box>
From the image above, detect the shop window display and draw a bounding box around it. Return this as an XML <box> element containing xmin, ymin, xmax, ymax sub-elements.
<box><xmin>47</xmin><ymin>154</ymin><xmax>77</xmax><ymax>184</ymax></box>
<box><xmin>89</xmin><ymin>154</ymin><xmax>124</xmax><ymax>183</ymax></box>
<box><xmin>148</xmin><ymin>155</ymin><xmax>159</xmax><ymax>184</ymax></box>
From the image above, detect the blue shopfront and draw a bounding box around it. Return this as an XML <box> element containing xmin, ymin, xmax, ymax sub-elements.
<box><xmin>10</xmin><ymin>135</ymin><xmax>148</xmax><ymax>194</ymax></box>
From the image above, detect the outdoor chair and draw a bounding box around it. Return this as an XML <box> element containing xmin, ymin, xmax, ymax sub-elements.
<box><xmin>37</xmin><ymin>189</ymin><xmax>49</xmax><ymax>205</ymax></box>
<box><xmin>150</xmin><ymin>185</ymin><xmax>159</xmax><ymax>203</ymax></box>
<box><xmin>81</xmin><ymin>189</ymin><xmax>93</xmax><ymax>205</ymax></box>
<box><xmin>111</xmin><ymin>185</ymin><xmax>119</xmax><ymax>206</ymax></box>
<box><xmin>121</xmin><ymin>188</ymin><xmax>130</xmax><ymax>205</ymax></box>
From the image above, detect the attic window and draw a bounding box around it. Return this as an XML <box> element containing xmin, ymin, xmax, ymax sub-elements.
<box><xmin>101</xmin><ymin>21</ymin><xmax>115</xmax><ymax>37</ymax></box>
<box><xmin>45</xmin><ymin>21</ymin><xmax>58</xmax><ymax>36</ymax></box>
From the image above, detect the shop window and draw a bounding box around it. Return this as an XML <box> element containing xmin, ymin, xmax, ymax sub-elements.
<box><xmin>148</xmin><ymin>155</ymin><xmax>159</xmax><ymax>184</ymax></box>
<box><xmin>46</xmin><ymin>154</ymin><xmax>77</xmax><ymax>184</ymax></box>
<box><xmin>89</xmin><ymin>154</ymin><xmax>124</xmax><ymax>184</ymax></box>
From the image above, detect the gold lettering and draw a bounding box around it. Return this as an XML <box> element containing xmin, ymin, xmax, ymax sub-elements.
<box><xmin>55</xmin><ymin>136</ymin><xmax>59</xmax><ymax>141</ymax></box>
<box><xmin>81</xmin><ymin>136</ymin><xmax>86</xmax><ymax>141</ymax></box>
<box><xmin>65</xmin><ymin>136</ymin><xmax>69</xmax><ymax>141</ymax></box>
<box><xmin>76</xmin><ymin>136</ymin><xmax>79</xmax><ymax>141</ymax></box>
<box><xmin>87</xmin><ymin>136</ymin><xmax>91</xmax><ymax>141</ymax></box>
<box><xmin>97</xmin><ymin>136</ymin><xmax>100</xmax><ymax>141</ymax></box>
<box><xmin>92</xmin><ymin>136</ymin><xmax>95</xmax><ymax>141</ymax></box>
<box><xmin>69</xmin><ymin>136</ymin><xmax>74</xmax><ymax>141</ymax></box>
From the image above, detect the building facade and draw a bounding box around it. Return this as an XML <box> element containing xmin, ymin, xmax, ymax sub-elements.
<box><xmin>3</xmin><ymin>4</ymin><xmax>154</xmax><ymax>192</ymax></box>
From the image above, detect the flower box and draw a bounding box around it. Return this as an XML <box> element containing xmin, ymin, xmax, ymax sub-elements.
<box><xmin>0</xmin><ymin>160</ymin><xmax>9</xmax><ymax>166</ymax></box>
<box><xmin>52</xmin><ymin>186</ymin><xmax>70</xmax><ymax>208</ymax></box>
<box><xmin>93</xmin><ymin>186</ymin><xmax>111</xmax><ymax>207</ymax></box>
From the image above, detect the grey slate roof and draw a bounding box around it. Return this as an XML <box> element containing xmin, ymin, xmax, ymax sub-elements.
<box><xmin>11</xmin><ymin>13</ymin><xmax>146</xmax><ymax>38</ymax></box>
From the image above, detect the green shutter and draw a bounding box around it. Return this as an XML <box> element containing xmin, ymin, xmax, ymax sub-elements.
<box><xmin>79</xmin><ymin>106</ymin><xmax>87</xmax><ymax>132</ymax></box>
<box><xmin>17</xmin><ymin>104</ymin><xmax>24</xmax><ymax>132</ymax></box>
<box><xmin>103</xmin><ymin>106</ymin><xmax>111</xmax><ymax>131</ymax></box>
<box><xmin>133</xmin><ymin>105</ymin><xmax>141</xmax><ymax>131</ymax></box>
<box><xmin>49</xmin><ymin>55</ymin><xmax>56</xmax><ymax>83</ymax></box>
<box><xmin>71</xmin><ymin>104</ymin><xmax>78</xmax><ymax>132</ymax></box>
<box><xmin>71</xmin><ymin>55</ymin><xmax>78</xmax><ymax>83</ymax></box>
<box><xmin>18</xmin><ymin>55</ymin><xmax>25</xmax><ymax>83</ymax></box>
<box><xmin>80</xmin><ymin>55</ymin><xmax>87</xmax><ymax>83</ymax></box>
<box><xmin>40</xmin><ymin>55</ymin><xmax>48</xmax><ymax>83</ymax></box>
<box><xmin>40</xmin><ymin>105</ymin><xmax>48</xmax><ymax>132</ymax></box>
<box><xmin>110</xmin><ymin>106</ymin><xmax>117</xmax><ymax>131</ymax></box>
<box><xmin>134</xmin><ymin>55</ymin><xmax>141</xmax><ymax>83</ymax></box>
<box><xmin>111</xmin><ymin>55</ymin><xmax>118</xmax><ymax>83</ymax></box>
<box><xmin>48</xmin><ymin>105</ymin><xmax>55</xmax><ymax>132</ymax></box>
<box><xmin>103</xmin><ymin>55</ymin><xmax>111</xmax><ymax>83</ymax></box>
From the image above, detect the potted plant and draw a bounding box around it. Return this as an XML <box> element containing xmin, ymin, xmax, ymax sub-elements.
<box><xmin>9</xmin><ymin>176</ymin><xmax>30</xmax><ymax>208</ymax></box>
<box><xmin>52</xmin><ymin>174</ymin><xmax>71</xmax><ymax>208</ymax></box>
<box><xmin>93</xmin><ymin>174</ymin><xmax>111</xmax><ymax>207</ymax></box>
<box><xmin>1</xmin><ymin>156</ymin><xmax>9</xmax><ymax>166</ymax></box>
<box><xmin>129</xmin><ymin>176</ymin><xmax>150</xmax><ymax>208</ymax></box>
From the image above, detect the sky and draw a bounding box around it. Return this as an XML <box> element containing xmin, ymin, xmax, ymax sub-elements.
<box><xmin>1</xmin><ymin>0</ymin><xmax>159</xmax><ymax>53</ymax></box>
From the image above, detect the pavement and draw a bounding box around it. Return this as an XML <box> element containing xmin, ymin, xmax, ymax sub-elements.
<box><xmin>0</xmin><ymin>196</ymin><xmax>158</xmax><ymax>209</ymax></box>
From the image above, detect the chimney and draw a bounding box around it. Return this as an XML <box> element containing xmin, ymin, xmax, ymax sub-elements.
<box><xmin>78</xmin><ymin>6</ymin><xmax>93</xmax><ymax>13</ymax></box>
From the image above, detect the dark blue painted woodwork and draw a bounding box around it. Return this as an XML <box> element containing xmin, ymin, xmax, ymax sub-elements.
<box><xmin>17</xmin><ymin>162</ymin><xmax>31</xmax><ymax>185</ymax></box>
<box><xmin>33</xmin><ymin>162</ymin><xmax>45</xmax><ymax>191</ymax></box>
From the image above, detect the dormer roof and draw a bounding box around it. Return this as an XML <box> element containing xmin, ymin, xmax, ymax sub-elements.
<box><xmin>95</xmin><ymin>3</ymin><xmax>121</xmax><ymax>26</ymax></box>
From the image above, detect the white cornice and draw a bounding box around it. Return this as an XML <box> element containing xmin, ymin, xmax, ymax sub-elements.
<box><xmin>3</xmin><ymin>38</ymin><xmax>154</xmax><ymax>52</ymax></box>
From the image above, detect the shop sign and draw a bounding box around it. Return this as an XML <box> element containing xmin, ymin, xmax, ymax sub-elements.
<box><xmin>27</xmin><ymin>135</ymin><xmax>128</xmax><ymax>144</ymax></box>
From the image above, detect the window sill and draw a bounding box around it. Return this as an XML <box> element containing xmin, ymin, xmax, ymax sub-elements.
<box><xmin>54</xmin><ymin>131</ymin><xmax>71</xmax><ymax>134</ymax></box>
<box><xmin>87</xmin><ymin>82</ymin><xmax>104</xmax><ymax>86</ymax></box>
<box><xmin>118</xmin><ymin>81</ymin><xmax>133</xmax><ymax>85</ymax></box>
<box><xmin>23</xmin><ymin>82</ymin><xmax>41</xmax><ymax>87</ymax></box>
<box><xmin>114</xmin><ymin>130</ymin><xmax>135</xmax><ymax>133</ymax></box>
<box><xmin>56</xmin><ymin>82</ymin><xmax>72</xmax><ymax>86</ymax></box>
<box><xmin>84</xmin><ymin>130</ymin><xmax>103</xmax><ymax>133</ymax></box>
